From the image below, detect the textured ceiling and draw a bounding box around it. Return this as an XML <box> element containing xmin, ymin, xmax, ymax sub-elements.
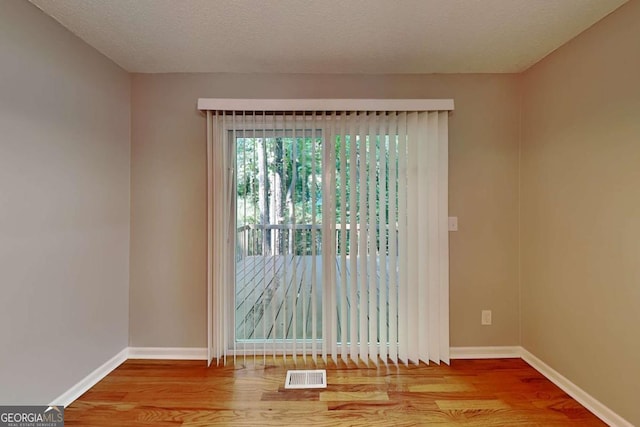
<box><xmin>29</xmin><ymin>0</ymin><xmax>627</xmax><ymax>74</ymax></box>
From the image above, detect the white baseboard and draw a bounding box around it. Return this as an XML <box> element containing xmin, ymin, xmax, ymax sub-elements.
<box><xmin>49</xmin><ymin>347</ymin><xmax>128</xmax><ymax>407</ymax></box>
<box><xmin>520</xmin><ymin>348</ymin><xmax>633</xmax><ymax>427</ymax></box>
<box><xmin>450</xmin><ymin>346</ymin><xmax>521</xmax><ymax>359</ymax></box>
<box><xmin>127</xmin><ymin>347</ymin><xmax>207</xmax><ymax>360</ymax></box>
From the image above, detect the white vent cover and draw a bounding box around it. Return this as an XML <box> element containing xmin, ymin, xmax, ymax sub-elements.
<box><xmin>284</xmin><ymin>369</ymin><xmax>327</xmax><ymax>389</ymax></box>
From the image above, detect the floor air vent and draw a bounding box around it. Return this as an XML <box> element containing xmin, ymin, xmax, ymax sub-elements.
<box><xmin>284</xmin><ymin>369</ymin><xmax>327</xmax><ymax>389</ymax></box>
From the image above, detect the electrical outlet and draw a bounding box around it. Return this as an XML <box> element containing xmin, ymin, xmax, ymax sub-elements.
<box><xmin>481</xmin><ymin>310</ymin><xmax>492</xmax><ymax>325</ymax></box>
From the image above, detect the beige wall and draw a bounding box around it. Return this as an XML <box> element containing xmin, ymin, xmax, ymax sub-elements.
<box><xmin>0</xmin><ymin>1</ymin><xmax>130</xmax><ymax>404</ymax></box>
<box><xmin>130</xmin><ymin>73</ymin><xmax>521</xmax><ymax>348</ymax></box>
<box><xmin>521</xmin><ymin>0</ymin><xmax>640</xmax><ymax>424</ymax></box>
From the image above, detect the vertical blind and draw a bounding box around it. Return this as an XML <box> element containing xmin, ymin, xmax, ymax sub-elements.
<box><xmin>202</xmin><ymin>99</ymin><xmax>453</xmax><ymax>367</ymax></box>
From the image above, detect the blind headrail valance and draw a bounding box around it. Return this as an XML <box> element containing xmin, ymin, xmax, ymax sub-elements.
<box><xmin>197</xmin><ymin>98</ymin><xmax>454</xmax><ymax>113</ymax></box>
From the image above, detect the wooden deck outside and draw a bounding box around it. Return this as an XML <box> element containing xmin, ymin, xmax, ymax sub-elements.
<box><xmin>235</xmin><ymin>255</ymin><xmax>385</xmax><ymax>341</ymax></box>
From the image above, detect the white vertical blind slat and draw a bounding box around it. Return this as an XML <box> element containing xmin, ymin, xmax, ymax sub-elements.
<box><xmin>227</xmin><ymin>112</ymin><xmax>236</xmax><ymax>364</ymax></box>
<box><xmin>240</xmin><ymin>112</ymin><xmax>247</xmax><ymax>365</ymax></box>
<box><xmin>348</xmin><ymin>113</ymin><xmax>359</xmax><ymax>364</ymax></box>
<box><xmin>206</xmin><ymin>111</ymin><xmax>213</xmax><ymax>366</ymax></box>
<box><xmin>292</xmin><ymin>113</ymin><xmax>298</xmax><ymax>363</ymax></box>
<box><xmin>222</xmin><ymin>113</ymin><xmax>230</xmax><ymax>364</ymax></box>
<box><xmin>324</xmin><ymin>113</ymin><xmax>331</xmax><ymax>364</ymax></box>
<box><xmin>232</xmin><ymin>111</ymin><xmax>238</xmax><ymax>364</ymax></box>
<box><xmin>427</xmin><ymin>111</ymin><xmax>440</xmax><ymax>364</ymax></box>
<box><xmin>417</xmin><ymin>111</ymin><xmax>430</xmax><ymax>364</ymax></box>
<box><xmin>368</xmin><ymin>113</ymin><xmax>378</xmax><ymax>365</ymax></box>
<box><xmin>358</xmin><ymin>112</ymin><xmax>368</xmax><ymax>364</ymax></box>
<box><xmin>321</xmin><ymin>113</ymin><xmax>329</xmax><ymax>363</ymax></box>
<box><xmin>262</xmin><ymin>112</ymin><xmax>267</xmax><ymax>365</ymax></box>
<box><xmin>387</xmin><ymin>113</ymin><xmax>398</xmax><ymax>365</ymax></box>
<box><xmin>333</xmin><ymin>114</ymin><xmax>340</xmax><ymax>364</ymax></box>
<box><xmin>406</xmin><ymin>112</ymin><xmax>419</xmax><ymax>365</ymax></box>
<box><xmin>252</xmin><ymin>112</ymin><xmax>258</xmax><ymax>365</ymax></box>
<box><xmin>300</xmin><ymin>120</ymin><xmax>308</xmax><ymax>363</ymax></box>
<box><xmin>379</xmin><ymin>114</ymin><xmax>388</xmax><ymax>365</ymax></box>
<box><xmin>311</xmin><ymin>112</ymin><xmax>318</xmax><ymax>363</ymax></box>
<box><xmin>328</xmin><ymin>112</ymin><xmax>338</xmax><ymax>364</ymax></box>
<box><xmin>438</xmin><ymin>112</ymin><xmax>451</xmax><ymax>364</ymax></box>
<box><xmin>396</xmin><ymin>112</ymin><xmax>408</xmax><ymax>365</ymax></box>
<box><xmin>271</xmin><ymin>113</ymin><xmax>278</xmax><ymax>362</ymax></box>
<box><xmin>339</xmin><ymin>112</ymin><xmax>348</xmax><ymax>364</ymax></box>
<box><xmin>282</xmin><ymin>112</ymin><xmax>288</xmax><ymax>363</ymax></box>
<box><xmin>214</xmin><ymin>111</ymin><xmax>220</xmax><ymax>365</ymax></box>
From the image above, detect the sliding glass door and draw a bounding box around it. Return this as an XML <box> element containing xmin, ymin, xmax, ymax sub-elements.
<box><xmin>232</xmin><ymin>116</ymin><xmax>398</xmax><ymax>356</ymax></box>
<box><xmin>234</xmin><ymin>123</ymin><xmax>324</xmax><ymax>353</ymax></box>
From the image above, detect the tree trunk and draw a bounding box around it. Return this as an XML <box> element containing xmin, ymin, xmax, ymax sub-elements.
<box><xmin>256</xmin><ymin>138</ymin><xmax>270</xmax><ymax>254</ymax></box>
<box><xmin>270</xmin><ymin>137</ymin><xmax>285</xmax><ymax>255</ymax></box>
<box><xmin>286</xmin><ymin>139</ymin><xmax>298</xmax><ymax>254</ymax></box>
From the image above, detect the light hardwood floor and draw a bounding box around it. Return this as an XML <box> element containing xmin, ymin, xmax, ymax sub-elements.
<box><xmin>65</xmin><ymin>358</ymin><xmax>604</xmax><ymax>426</ymax></box>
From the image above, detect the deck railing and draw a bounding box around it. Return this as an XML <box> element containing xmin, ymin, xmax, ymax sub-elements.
<box><xmin>237</xmin><ymin>224</ymin><xmax>395</xmax><ymax>260</ymax></box>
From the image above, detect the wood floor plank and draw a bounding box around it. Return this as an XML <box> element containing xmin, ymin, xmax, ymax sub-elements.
<box><xmin>435</xmin><ymin>399</ymin><xmax>511</xmax><ymax>410</ymax></box>
<box><xmin>328</xmin><ymin>375</ymin><xmax>387</xmax><ymax>385</ymax></box>
<box><xmin>408</xmin><ymin>383</ymin><xmax>476</xmax><ymax>392</ymax></box>
<box><xmin>319</xmin><ymin>391</ymin><xmax>390</xmax><ymax>402</ymax></box>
